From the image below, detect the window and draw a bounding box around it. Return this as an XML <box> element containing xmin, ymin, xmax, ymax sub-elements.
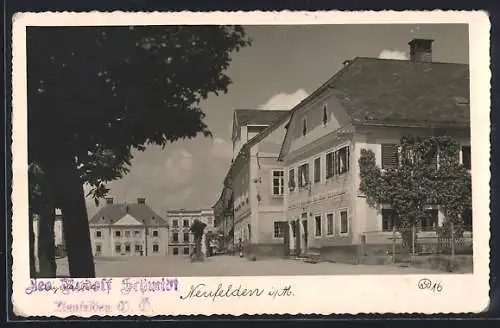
<box><xmin>183</xmin><ymin>219</ymin><xmax>189</xmax><ymax>227</ymax></box>
<box><xmin>115</xmin><ymin>244</ymin><xmax>121</xmax><ymax>253</ymax></box>
<box><xmin>135</xmin><ymin>244</ymin><xmax>142</xmax><ymax>252</ymax></box>
<box><xmin>183</xmin><ymin>247</ymin><xmax>190</xmax><ymax>255</ymax></box>
<box><xmin>326</xmin><ymin>213</ymin><xmax>334</xmax><ymax>235</ymax></box>
<box><xmin>173</xmin><ymin>247</ymin><xmax>179</xmax><ymax>255</ymax></box>
<box><xmin>302</xmin><ymin>117</ymin><xmax>307</xmax><ymax>136</ymax></box>
<box><xmin>381</xmin><ymin>144</ymin><xmax>399</xmax><ymax>169</ymax></box>
<box><xmin>326</xmin><ymin>152</ymin><xmax>334</xmax><ymax>178</ymax></box>
<box><xmin>125</xmin><ymin>244</ymin><xmax>131</xmax><ymax>253</ymax></box>
<box><xmin>272</xmin><ymin>170</ymin><xmax>285</xmax><ymax>195</ymax></box>
<box><xmin>322</xmin><ymin>104</ymin><xmax>328</xmax><ymax>125</ymax></box>
<box><xmin>273</xmin><ymin>222</ymin><xmax>284</xmax><ymax>238</ymax></box>
<box><xmin>95</xmin><ymin>230</ymin><xmax>102</xmax><ymax>238</ymax></box>
<box><xmin>152</xmin><ymin>230</ymin><xmax>159</xmax><ymax>237</ymax></box>
<box><xmin>315</xmin><ymin>215</ymin><xmax>322</xmax><ymax>236</ymax></box>
<box><xmin>172</xmin><ymin>219</ymin><xmax>178</xmax><ymax>227</ymax></box>
<box><xmin>288</xmin><ymin>168</ymin><xmax>296</xmax><ymax>191</ymax></box>
<box><xmin>172</xmin><ymin>232</ymin><xmax>179</xmax><ymax>243</ymax></box>
<box><xmin>314</xmin><ymin>157</ymin><xmax>321</xmax><ymax>183</ymax></box>
<box><xmin>421</xmin><ymin>209</ymin><xmax>438</xmax><ymax>231</ymax></box>
<box><xmin>291</xmin><ymin>222</ymin><xmax>297</xmax><ymax>238</ymax></box>
<box><xmin>153</xmin><ymin>244</ymin><xmax>159</xmax><ymax>253</ymax></box>
<box><xmin>335</xmin><ymin>147</ymin><xmax>350</xmax><ymax>175</ymax></box>
<box><xmin>339</xmin><ymin>210</ymin><xmax>349</xmax><ymax>234</ymax></box>
<box><xmin>115</xmin><ymin>231</ymin><xmax>121</xmax><ymax>237</ymax></box>
<box><xmin>462</xmin><ymin>146</ymin><xmax>471</xmax><ymax>170</ymax></box>
<box><xmin>134</xmin><ymin>230</ymin><xmax>140</xmax><ymax>237</ymax></box>
<box><xmin>183</xmin><ymin>232</ymin><xmax>190</xmax><ymax>243</ymax></box>
<box><xmin>381</xmin><ymin>209</ymin><xmax>400</xmax><ymax>232</ymax></box>
<box><xmin>95</xmin><ymin>244</ymin><xmax>101</xmax><ymax>252</ymax></box>
<box><xmin>125</xmin><ymin>230</ymin><xmax>131</xmax><ymax>238</ymax></box>
<box><xmin>298</xmin><ymin>163</ymin><xmax>310</xmax><ymax>188</ymax></box>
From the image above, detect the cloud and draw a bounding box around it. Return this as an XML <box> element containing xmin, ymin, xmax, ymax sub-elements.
<box><xmin>166</xmin><ymin>186</ymin><xmax>195</xmax><ymax>206</ymax></box>
<box><xmin>259</xmin><ymin>89</ymin><xmax>309</xmax><ymax>111</ymax></box>
<box><xmin>378</xmin><ymin>49</ymin><xmax>409</xmax><ymax>60</ymax></box>
<box><xmin>211</xmin><ymin>137</ymin><xmax>233</xmax><ymax>159</ymax></box>
<box><xmin>163</xmin><ymin>149</ymin><xmax>193</xmax><ymax>186</ymax></box>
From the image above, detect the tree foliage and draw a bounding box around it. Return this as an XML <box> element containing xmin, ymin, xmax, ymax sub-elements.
<box><xmin>190</xmin><ymin>219</ymin><xmax>207</xmax><ymax>261</ymax></box>
<box><xmin>359</xmin><ymin>135</ymin><xmax>471</xmax><ymax>250</ymax></box>
<box><xmin>27</xmin><ymin>25</ymin><xmax>252</xmax><ymax>276</ymax></box>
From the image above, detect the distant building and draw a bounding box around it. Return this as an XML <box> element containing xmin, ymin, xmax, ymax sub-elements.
<box><xmin>166</xmin><ymin>208</ymin><xmax>215</xmax><ymax>256</ymax></box>
<box><xmin>88</xmin><ymin>197</ymin><xmax>168</xmax><ymax>257</ymax></box>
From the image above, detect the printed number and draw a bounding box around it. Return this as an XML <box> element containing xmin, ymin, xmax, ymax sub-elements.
<box><xmin>117</xmin><ymin>300</ymin><xmax>130</xmax><ymax>312</ymax></box>
<box><xmin>417</xmin><ymin>278</ymin><xmax>443</xmax><ymax>293</ymax></box>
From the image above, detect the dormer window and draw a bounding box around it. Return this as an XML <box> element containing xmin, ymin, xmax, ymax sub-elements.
<box><xmin>302</xmin><ymin>117</ymin><xmax>307</xmax><ymax>136</ymax></box>
<box><xmin>322</xmin><ymin>104</ymin><xmax>328</xmax><ymax>125</ymax></box>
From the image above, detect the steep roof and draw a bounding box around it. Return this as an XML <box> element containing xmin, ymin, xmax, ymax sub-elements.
<box><xmin>89</xmin><ymin>202</ymin><xmax>167</xmax><ymax>226</ymax></box>
<box><xmin>234</xmin><ymin>109</ymin><xmax>290</xmax><ymax>127</ymax></box>
<box><xmin>331</xmin><ymin>58</ymin><xmax>469</xmax><ymax>127</ymax></box>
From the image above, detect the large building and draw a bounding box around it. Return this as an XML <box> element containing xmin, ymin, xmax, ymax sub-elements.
<box><xmin>278</xmin><ymin>39</ymin><xmax>472</xmax><ymax>262</ymax></box>
<box><xmin>166</xmin><ymin>209</ymin><xmax>214</xmax><ymax>256</ymax></box>
<box><xmin>214</xmin><ymin>109</ymin><xmax>290</xmax><ymax>256</ymax></box>
<box><xmin>88</xmin><ymin>197</ymin><xmax>169</xmax><ymax>257</ymax></box>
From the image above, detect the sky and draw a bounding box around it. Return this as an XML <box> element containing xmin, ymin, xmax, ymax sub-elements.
<box><xmin>85</xmin><ymin>24</ymin><xmax>469</xmax><ymax>217</ymax></box>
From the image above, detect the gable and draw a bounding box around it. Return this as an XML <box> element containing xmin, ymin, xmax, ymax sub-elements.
<box><xmin>113</xmin><ymin>214</ymin><xmax>144</xmax><ymax>226</ymax></box>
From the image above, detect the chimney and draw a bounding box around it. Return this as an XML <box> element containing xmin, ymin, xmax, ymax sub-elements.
<box><xmin>137</xmin><ymin>197</ymin><xmax>146</xmax><ymax>204</ymax></box>
<box><xmin>408</xmin><ymin>39</ymin><xmax>434</xmax><ymax>63</ymax></box>
<box><xmin>106</xmin><ymin>197</ymin><xmax>114</xmax><ymax>204</ymax></box>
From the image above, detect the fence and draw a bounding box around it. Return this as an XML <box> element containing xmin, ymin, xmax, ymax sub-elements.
<box><xmin>361</xmin><ymin>224</ymin><xmax>473</xmax><ymax>263</ymax></box>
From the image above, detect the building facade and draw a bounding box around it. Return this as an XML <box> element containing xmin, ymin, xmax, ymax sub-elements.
<box><xmin>279</xmin><ymin>39</ymin><xmax>472</xmax><ymax>262</ymax></box>
<box><xmin>166</xmin><ymin>209</ymin><xmax>215</xmax><ymax>256</ymax></box>
<box><xmin>215</xmin><ymin>109</ymin><xmax>291</xmax><ymax>256</ymax></box>
<box><xmin>89</xmin><ymin>197</ymin><xmax>169</xmax><ymax>257</ymax></box>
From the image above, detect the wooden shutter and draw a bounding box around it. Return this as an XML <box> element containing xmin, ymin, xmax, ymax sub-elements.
<box><xmin>381</xmin><ymin>144</ymin><xmax>399</xmax><ymax>169</ymax></box>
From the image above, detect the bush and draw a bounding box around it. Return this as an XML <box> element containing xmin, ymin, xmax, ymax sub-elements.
<box><xmin>249</xmin><ymin>254</ymin><xmax>257</xmax><ymax>261</ymax></box>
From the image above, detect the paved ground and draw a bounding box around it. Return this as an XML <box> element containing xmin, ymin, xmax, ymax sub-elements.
<box><xmin>56</xmin><ymin>255</ymin><xmax>443</xmax><ymax>277</ymax></box>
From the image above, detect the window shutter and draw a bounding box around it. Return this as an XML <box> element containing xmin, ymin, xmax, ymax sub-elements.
<box><xmin>381</xmin><ymin>144</ymin><xmax>399</xmax><ymax>169</ymax></box>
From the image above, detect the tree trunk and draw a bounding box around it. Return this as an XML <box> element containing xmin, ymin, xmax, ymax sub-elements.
<box><xmin>37</xmin><ymin>197</ymin><xmax>56</xmax><ymax>278</ymax></box>
<box><xmin>29</xmin><ymin>208</ymin><xmax>36</xmax><ymax>278</ymax></box>
<box><xmin>48</xmin><ymin>156</ymin><xmax>95</xmax><ymax>278</ymax></box>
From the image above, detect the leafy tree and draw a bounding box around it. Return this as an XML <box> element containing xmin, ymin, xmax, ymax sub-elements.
<box><xmin>190</xmin><ymin>220</ymin><xmax>207</xmax><ymax>261</ymax></box>
<box><xmin>28</xmin><ymin>26</ymin><xmax>251</xmax><ymax>277</ymax></box>
<box><xmin>359</xmin><ymin>135</ymin><xmax>471</xmax><ymax>253</ymax></box>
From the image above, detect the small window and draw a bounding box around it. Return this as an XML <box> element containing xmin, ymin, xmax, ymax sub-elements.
<box><xmin>172</xmin><ymin>232</ymin><xmax>178</xmax><ymax>242</ymax></box>
<box><xmin>96</xmin><ymin>230</ymin><xmax>102</xmax><ymax>238</ymax></box>
<box><xmin>183</xmin><ymin>219</ymin><xmax>189</xmax><ymax>227</ymax></box>
<box><xmin>134</xmin><ymin>230</ymin><xmax>140</xmax><ymax>237</ymax></box>
<box><xmin>326</xmin><ymin>213</ymin><xmax>334</xmax><ymax>235</ymax></box>
<box><xmin>326</xmin><ymin>152</ymin><xmax>334</xmax><ymax>179</ymax></box>
<box><xmin>335</xmin><ymin>147</ymin><xmax>350</xmax><ymax>175</ymax></box>
<box><xmin>125</xmin><ymin>230</ymin><xmax>131</xmax><ymax>237</ymax></box>
<box><xmin>183</xmin><ymin>232</ymin><xmax>190</xmax><ymax>243</ymax></box>
<box><xmin>315</xmin><ymin>215</ymin><xmax>322</xmax><ymax>236</ymax></box>
<box><xmin>272</xmin><ymin>170</ymin><xmax>285</xmax><ymax>196</ymax></box>
<box><xmin>339</xmin><ymin>210</ymin><xmax>349</xmax><ymax>234</ymax></box>
<box><xmin>381</xmin><ymin>144</ymin><xmax>399</xmax><ymax>170</ymax></box>
<box><xmin>152</xmin><ymin>230</ymin><xmax>159</xmax><ymax>237</ymax></box>
<box><xmin>135</xmin><ymin>244</ymin><xmax>142</xmax><ymax>252</ymax></box>
<box><xmin>322</xmin><ymin>104</ymin><xmax>328</xmax><ymax>125</ymax></box>
<box><xmin>183</xmin><ymin>247</ymin><xmax>190</xmax><ymax>255</ymax></box>
<box><xmin>462</xmin><ymin>146</ymin><xmax>471</xmax><ymax>170</ymax></box>
<box><xmin>173</xmin><ymin>247</ymin><xmax>179</xmax><ymax>255</ymax></box>
<box><xmin>291</xmin><ymin>222</ymin><xmax>297</xmax><ymax>238</ymax></box>
<box><xmin>273</xmin><ymin>222</ymin><xmax>284</xmax><ymax>238</ymax></box>
<box><xmin>421</xmin><ymin>209</ymin><xmax>438</xmax><ymax>231</ymax></box>
<box><xmin>125</xmin><ymin>244</ymin><xmax>131</xmax><ymax>252</ymax></box>
<box><xmin>314</xmin><ymin>157</ymin><xmax>321</xmax><ymax>183</ymax></box>
<box><xmin>302</xmin><ymin>117</ymin><xmax>307</xmax><ymax>136</ymax></box>
<box><xmin>115</xmin><ymin>244</ymin><xmax>121</xmax><ymax>253</ymax></box>
<box><xmin>288</xmin><ymin>168</ymin><xmax>296</xmax><ymax>191</ymax></box>
<box><xmin>172</xmin><ymin>219</ymin><xmax>178</xmax><ymax>227</ymax></box>
<box><xmin>298</xmin><ymin>163</ymin><xmax>310</xmax><ymax>188</ymax></box>
<box><xmin>153</xmin><ymin>244</ymin><xmax>159</xmax><ymax>253</ymax></box>
<box><xmin>115</xmin><ymin>231</ymin><xmax>121</xmax><ymax>237</ymax></box>
<box><xmin>382</xmin><ymin>209</ymin><xmax>399</xmax><ymax>232</ymax></box>
<box><xmin>95</xmin><ymin>244</ymin><xmax>101</xmax><ymax>252</ymax></box>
